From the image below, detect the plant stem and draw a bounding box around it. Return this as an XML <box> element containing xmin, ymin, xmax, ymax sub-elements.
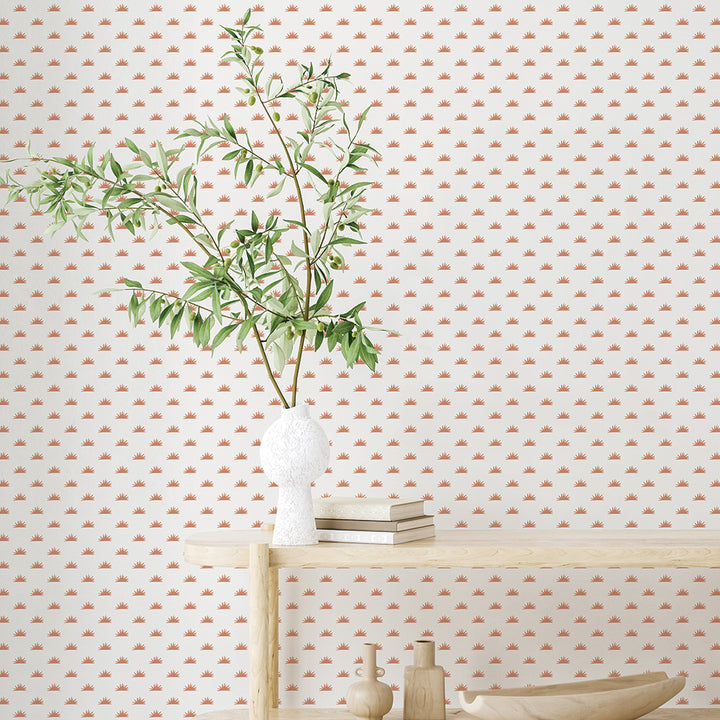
<box><xmin>267</xmin><ymin>73</ymin><xmax>343</xmax><ymax>104</ymax></box>
<box><xmin>255</xmin><ymin>89</ymin><xmax>312</xmax><ymax>408</ymax></box>
<box><xmin>253</xmin><ymin>327</ymin><xmax>289</xmax><ymax>408</ymax></box>
<box><xmin>12</xmin><ymin>156</ymin><xmax>291</xmax><ymax>407</ymax></box>
<box><xmin>148</xmin><ymin>165</ymin><xmax>222</xmax><ymax>255</ymax></box>
<box><xmin>118</xmin><ymin>285</ymin><xmax>239</xmax><ymax>322</ymax></box>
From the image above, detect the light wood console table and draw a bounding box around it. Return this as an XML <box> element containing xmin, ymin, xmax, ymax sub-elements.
<box><xmin>184</xmin><ymin>529</ymin><xmax>720</xmax><ymax>720</ymax></box>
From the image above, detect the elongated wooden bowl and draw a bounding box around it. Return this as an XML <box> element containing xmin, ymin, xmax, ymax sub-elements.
<box><xmin>459</xmin><ymin>671</ymin><xmax>685</xmax><ymax>720</ymax></box>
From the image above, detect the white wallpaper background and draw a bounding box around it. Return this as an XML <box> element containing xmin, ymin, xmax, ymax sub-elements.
<box><xmin>1</xmin><ymin>0</ymin><xmax>720</xmax><ymax>716</ymax></box>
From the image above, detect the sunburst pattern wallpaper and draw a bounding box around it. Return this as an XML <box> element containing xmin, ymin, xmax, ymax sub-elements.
<box><xmin>1</xmin><ymin>1</ymin><xmax>719</xmax><ymax>716</ymax></box>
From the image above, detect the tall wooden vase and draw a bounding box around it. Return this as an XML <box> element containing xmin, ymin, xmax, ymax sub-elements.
<box><xmin>347</xmin><ymin>643</ymin><xmax>394</xmax><ymax>720</ymax></box>
<box><xmin>403</xmin><ymin>639</ymin><xmax>445</xmax><ymax>720</ymax></box>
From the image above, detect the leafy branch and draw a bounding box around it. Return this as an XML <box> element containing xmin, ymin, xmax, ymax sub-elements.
<box><xmin>1</xmin><ymin>9</ymin><xmax>382</xmax><ymax>407</ymax></box>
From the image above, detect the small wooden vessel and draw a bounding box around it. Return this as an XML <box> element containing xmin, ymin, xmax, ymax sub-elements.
<box><xmin>459</xmin><ymin>671</ymin><xmax>685</xmax><ymax>720</ymax></box>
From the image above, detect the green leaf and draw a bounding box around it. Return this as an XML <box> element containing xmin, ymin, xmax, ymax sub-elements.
<box><xmin>191</xmin><ymin>311</ymin><xmax>204</xmax><ymax>345</ymax></box>
<box><xmin>343</xmin><ymin>300</ymin><xmax>366</xmax><ymax>318</ymax></box>
<box><xmin>292</xmin><ymin>318</ymin><xmax>316</xmax><ymax>331</ymax></box>
<box><xmin>158</xmin><ymin>302</ymin><xmax>175</xmax><ymax>327</ymax></box>
<box><xmin>264</xmin><ymin>321</ymin><xmax>291</xmax><ymax>347</ymax></box>
<box><xmin>314</xmin><ymin>327</ymin><xmax>324</xmax><ymax>351</ymax></box>
<box><xmin>313</xmin><ymin>264</ymin><xmax>328</xmax><ymax>293</ymax></box>
<box><xmin>356</xmin><ymin>105</ymin><xmax>371</xmax><ymax>133</ymax></box>
<box><xmin>340</xmin><ymin>181</ymin><xmax>373</xmax><ymax>196</ymax></box>
<box><xmin>331</xmin><ymin>236</ymin><xmax>365</xmax><ymax>247</ymax></box>
<box><xmin>300</xmin><ymin>162</ymin><xmax>329</xmax><ymax>186</ymax></box>
<box><xmin>109</xmin><ymin>154</ymin><xmax>123</xmax><ymax>179</ymax></box>
<box><xmin>284</xmin><ymin>217</ymin><xmax>310</xmax><ymax>233</ymax></box>
<box><xmin>128</xmin><ymin>292</ymin><xmax>139</xmax><ymax>325</ymax></box>
<box><xmin>181</xmin><ymin>261</ymin><xmax>215</xmax><ymax>280</ymax></box>
<box><xmin>251</xmin><ymin>210</ymin><xmax>259</xmax><ymax>233</ymax></box>
<box><xmin>149</xmin><ymin>296</ymin><xmax>164</xmax><ymax>321</ymax></box>
<box><xmin>167</xmin><ymin>213</ymin><xmax>198</xmax><ymax>226</ymax></box>
<box><xmin>312</xmin><ymin>279</ymin><xmax>333</xmax><ymax>313</ymax></box>
<box><xmin>200</xmin><ymin>314</ymin><xmax>215</xmax><ymax>347</ymax></box>
<box><xmin>211</xmin><ymin>288</ymin><xmax>223</xmax><ymax>323</ymax></box>
<box><xmin>211</xmin><ymin>323</ymin><xmax>236</xmax><ymax>352</ymax></box>
<box><xmin>266</xmin><ymin>176</ymin><xmax>286</xmax><ymax>198</ymax></box>
<box><xmin>344</xmin><ymin>333</ymin><xmax>362</xmax><ymax>366</ymax></box>
<box><xmin>300</xmin><ymin>102</ymin><xmax>313</xmax><ymax>131</ymax></box>
<box><xmin>153</xmin><ymin>193</ymin><xmax>189</xmax><ymax>213</ymax></box>
<box><xmin>248</xmin><ymin>162</ymin><xmax>263</xmax><ymax>188</ymax></box>
<box><xmin>339</xmin><ymin>327</ymin><xmax>351</xmax><ymax>356</ymax></box>
<box><xmin>323</xmin><ymin>201</ymin><xmax>333</xmax><ymax>224</ymax></box>
<box><xmin>272</xmin><ymin>335</ymin><xmax>293</xmax><ymax>373</ymax></box>
<box><xmin>309</xmin><ymin>229</ymin><xmax>322</xmax><ymax>254</ymax></box>
<box><xmin>222</xmin><ymin>149</ymin><xmax>242</xmax><ymax>162</ymax></box>
<box><xmin>137</xmin><ymin>146</ymin><xmax>154</xmax><ymax>168</ymax></box>
<box><xmin>169</xmin><ymin>307</ymin><xmax>183</xmax><ymax>338</ymax></box>
<box><xmin>236</xmin><ymin>313</ymin><xmax>259</xmax><ymax>351</ymax></box>
<box><xmin>123</xmin><ymin>277</ymin><xmax>143</xmax><ymax>289</ymax></box>
<box><xmin>175</xmin><ymin>165</ymin><xmax>191</xmax><ymax>195</ymax></box>
<box><xmin>156</xmin><ymin>141</ymin><xmax>169</xmax><ymax>176</ymax></box>
<box><xmin>188</xmin><ymin>175</ymin><xmax>199</xmax><ymax>213</ymax></box>
<box><xmin>244</xmin><ymin>159</ymin><xmax>254</xmax><ymax>185</ymax></box>
<box><xmin>290</xmin><ymin>240</ymin><xmax>307</xmax><ymax>259</ymax></box>
<box><xmin>223</xmin><ymin>114</ymin><xmax>237</xmax><ymax>141</ymax></box>
<box><xmin>181</xmin><ymin>283</ymin><xmax>213</xmax><ymax>302</ymax></box>
<box><xmin>359</xmin><ymin>338</ymin><xmax>377</xmax><ymax>371</ymax></box>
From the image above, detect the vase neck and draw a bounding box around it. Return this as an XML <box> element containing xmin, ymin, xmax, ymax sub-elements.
<box><xmin>413</xmin><ymin>640</ymin><xmax>435</xmax><ymax>667</ymax></box>
<box><xmin>362</xmin><ymin>643</ymin><xmax>378</xmax><ymax>677</ymax></box>
<box><xmin>282</xmin><ymin>403</ymin><xmax>309</xmax><ymax>417</ymax></box>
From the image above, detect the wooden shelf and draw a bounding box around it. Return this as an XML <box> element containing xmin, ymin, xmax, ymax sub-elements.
<box><xmin>184</xmin><ymin>529</ymin><xmax>720</xmax><ymax>720</ymax></box>
<box><xmin>194</xmin><ymin>708</ymin><xmax>720</xmax><ymax>720</ymax></box>
<box><xmin>185</xmin><ymin>528</ymin><xmax>720</xmax><ymax>569</ymax></box>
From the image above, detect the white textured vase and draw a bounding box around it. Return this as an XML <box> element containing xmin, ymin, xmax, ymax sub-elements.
<box><xmin>260</xmin><ymin>403</ymin><xmax>329</xmax><ymax>546</ymax></box>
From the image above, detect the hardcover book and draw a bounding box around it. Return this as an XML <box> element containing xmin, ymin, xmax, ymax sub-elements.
<box><xmin>313</xmin><ymin>496</ymin><xmax>425</xmax><ymax>521</ymax></box>
<box><xmin>315</xmin><ymin>515</ymin><xmax>434</xmax><ymax>532</ymax></box>
<box><xmin>316</xmin><ymin>525</ymin><xmax>436</xmax><ymax>545</ymax></box>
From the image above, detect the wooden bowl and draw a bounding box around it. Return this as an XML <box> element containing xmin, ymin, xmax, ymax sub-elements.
<box><xmin>458</xmin><ymin>671</ymin><xmax>685</xmax><ymax>720</ymax></box>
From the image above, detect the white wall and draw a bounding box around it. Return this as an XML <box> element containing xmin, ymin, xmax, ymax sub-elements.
<box><xmin>1</xmin><ymin>0</ymin><xmax>718</xmax><ymax>715</ymax></box>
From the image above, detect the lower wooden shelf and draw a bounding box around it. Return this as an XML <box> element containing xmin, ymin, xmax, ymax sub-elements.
<box><xmin>184</xmin><ymin>533</ymin><xmax>720</xmax><ymax>720</ymax></box>
<box><xmin>194</xmin><ymin>708</ymin><xmax>720</xmax><ymax>719</ymax></box>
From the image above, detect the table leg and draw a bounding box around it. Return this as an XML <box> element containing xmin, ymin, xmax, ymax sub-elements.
<box><xmin>249</xmin><ymin>543</ymin><xmax>270</xmax><ymax>720</ymax></box>
<box><xmin>268</xmin><ymin>566</ymin><xmax>279</xmax><ymax>708</ymax></box>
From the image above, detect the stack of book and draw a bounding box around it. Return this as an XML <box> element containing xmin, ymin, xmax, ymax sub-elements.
<box><xmin>313</xmin><ymin>496</ymin><xmax>435</xmax><ymax>545</ymax></box>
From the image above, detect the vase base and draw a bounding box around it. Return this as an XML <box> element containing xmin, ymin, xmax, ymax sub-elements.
<box><xmin>272</xmin><ymin>530</ymin><xmax>319</xmax><ymax>546</ymax></box>
<box><xmin>261</xmin><ymin>404</ymin><xmax>329</xmax><ymax>547</ymax></box>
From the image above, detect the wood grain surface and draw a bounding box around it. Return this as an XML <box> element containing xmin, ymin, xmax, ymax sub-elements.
<box><xmin>184</xmin><ymin>529</ymin><xmax>720</xmax><ymax>569</ymax></box>
<box><xmin>192</xmin><ymin>707</ymin><xmax>720</xmax><ymax>720</ymax></box>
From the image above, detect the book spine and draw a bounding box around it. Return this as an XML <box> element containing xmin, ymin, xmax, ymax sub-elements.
<box><xmin>316</xmin><ymin>529</ymin><xmax>396</xmax><ymax>544</ymax></box>
<box><xmin>313</xmin><ymin>502</ymin><xmax>394</xmax><ymax>521</ymax></box>
<box><xmin>316</xmin><ymin>516</ymin><xmax>434</xmax><ymax>532</ymax></box>
<box><xmin>313</xmin><ymin>500</ymin><xmax>425</xmax><ymax>521</ymax></box>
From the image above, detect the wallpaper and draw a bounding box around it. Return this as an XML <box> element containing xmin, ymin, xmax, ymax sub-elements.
<box><xmin>1</xmin><ymin>0</ymin><xmax>719</xmax><ymax>716</ymax></box>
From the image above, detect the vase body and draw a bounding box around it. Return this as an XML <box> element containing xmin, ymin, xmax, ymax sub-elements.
<box><xmin>403</xmin><ymin>640</ymin><xmax>445</xmax><ymax>720</ymax></box>
<box><xmin>260</xmin><ymin>403</ymin><xmax>329</xmax><ymax>546</ymax></box>
<box><xmin>347</xmin><ymin>643</ymin><xmax>394</xmax><ymax>720</ymax></box>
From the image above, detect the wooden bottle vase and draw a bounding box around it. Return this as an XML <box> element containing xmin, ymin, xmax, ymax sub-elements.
<box><xmin>403</xmin><ymin>639</ymin><xmax>445</xmax><ymax>720</ymax></box>
<box><xmin>347</xmin><ymin>643</ymin><xmax>394</xmax><ymax>720</ymax></box>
